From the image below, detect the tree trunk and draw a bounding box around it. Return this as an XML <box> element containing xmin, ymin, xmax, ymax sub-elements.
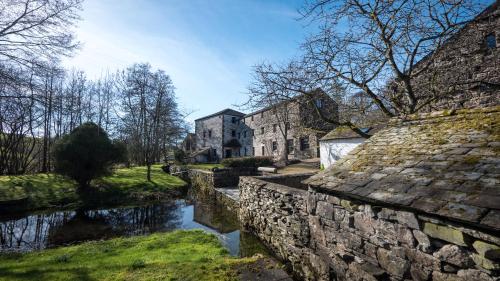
<box><xmin>147</xmin><ymin>164</ymin><xmax>152</xmax><ymax>182</ymax></box>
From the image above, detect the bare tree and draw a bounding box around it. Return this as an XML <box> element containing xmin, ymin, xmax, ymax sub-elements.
<box><xmin>248</xmin><ymin>0</ymin><xmax>488</xmax><ymax>138</ymax></box>
<box><xmin>0</xmin><ymin>0</ymin><xmax>82</xmax><ymax>72</ymax></box>
<box><xmin>301</xmin><ymin>0</ymin><xmax>486</xmax><ymax>115</ymax></box>
<box><xmin>117</xmin><ymin>63</ymin><xmax>183</xmax><ymax>181</ymax></box>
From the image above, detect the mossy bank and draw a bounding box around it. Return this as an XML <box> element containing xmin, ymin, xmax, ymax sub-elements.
<box><xmin>0</xmin><ymin>230</ymin><xmax>257</xmax><ymax>281</ymax></box>
<box><xmin>0</xmin><ymin>165</ymin><xmax>187</xmax><ymax>215</ymax></box>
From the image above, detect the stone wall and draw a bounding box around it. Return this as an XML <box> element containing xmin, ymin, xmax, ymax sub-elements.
<box><xmin>412</xmin><ymin>3</ymin><xmax>499</xmax><ymax>111</ymax></box>
<box><xmin>169</xmin><ymin>165</ymin><xmax>257</xmax><ymax>191</ymax></box>
<box><xmin>239</xmin><ymin>176</ymin><xmax>313</xmax><ymax>279</ymax></box>
<box><xmin>239</xmin><ymin>176</ymin><xmax>500</xmax><ymax>281</ymax></box>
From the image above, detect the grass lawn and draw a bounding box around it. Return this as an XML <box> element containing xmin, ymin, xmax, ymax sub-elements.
<box><xmin>0</xmin><ymin>165</ymin><xmax>186</xmax><ymax>213</ymax></box>
<box><xmin>0</xmin><ymin>230</ymin><xmax>255</xmax><ymax>281</ymax></box>
<box><xmin>185</xmin><ymin>163</ymin><xmax>224</xmax><ymax>170</ymax></box>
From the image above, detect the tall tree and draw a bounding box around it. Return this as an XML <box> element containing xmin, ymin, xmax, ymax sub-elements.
<box><xmin>117</xmin><ymin>63</ymin><xmax>183</xmax><ymax>181</ymax></box>
<box><xmin>248</xmin><ymin>0</ymin><xmax>487</xmax><ymax>137</ymax></box>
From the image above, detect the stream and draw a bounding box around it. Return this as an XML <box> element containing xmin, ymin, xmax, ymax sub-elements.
<box><xmin>0</xmin><ymin>191</ymin><xmax>266</xmax><ymax>257</ymax></box>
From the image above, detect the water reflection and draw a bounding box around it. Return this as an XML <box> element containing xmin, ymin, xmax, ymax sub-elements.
<box><xmin>0</xmin><ymin>194</ymin><xmax>262</xmax><ymax>257</ymax></box>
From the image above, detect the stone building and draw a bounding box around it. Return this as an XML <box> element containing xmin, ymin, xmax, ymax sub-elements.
<box><xmin>186</xmin><ymin>91</ymin><xmax>338</xmax><ymax>162</ymax></box>
<box><xmin>193</xmin><ymin>108</ymin><xmax>246</xmax><ymax>162</ymax></box>
<box><xmin>413</xmin><ymin>2</ymin><xmax>499</xmax><ymax>110</ymax></box>
<box><xmin>236</xmin><ymin>90</ymin><xmax>337</xmax><ymax>161</ymax></box>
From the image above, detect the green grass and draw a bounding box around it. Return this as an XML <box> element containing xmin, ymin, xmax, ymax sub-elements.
<box><xmin>186</xmin><ymin>163</ymin><xmax>224</xmax><ymax>170</ymax></box>
<box><xmin>0</xmin><ymin>165</ymin><xmax>187</xmax><ymax>213</ymax></box>
<box><xmin>0</xmin><ymin>230</ymin><xmax>255</xmax><ymax>281</ymax></box>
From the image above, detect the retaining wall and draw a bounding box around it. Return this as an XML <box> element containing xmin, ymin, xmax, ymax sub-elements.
<box><xmin>169</xmin><ymin>164</ymin><xmax>257</xmax><ymax>191</ymax></box>
<box><xmin>239</xmin><ymin>176</ymin><xmax>500</xmax><ymax>281</ymax></box>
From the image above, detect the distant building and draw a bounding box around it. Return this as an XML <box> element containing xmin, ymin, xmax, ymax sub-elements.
<box><xmin>237</xmin><ymin>90</ymin><xmax>337</xmax><ymax>161</ymax></box>
<box><xmin>193</xmin><ymin>108</ymin><xmax>246</xmax><ymax>162</ymax></box>
<box><xmin>185</xmin><ymin>90</ymin><xmax>338</xmax><ymax>162</ymax></box>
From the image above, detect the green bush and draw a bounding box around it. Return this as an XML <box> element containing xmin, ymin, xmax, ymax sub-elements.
<box><xmin>221</xmin><ymin>156</ymin><xmax>273</xmax><ymax>168</ymax></box>
<box><xmin>53</xmin><ymin>122</ymin><xmax>126</xmax><ymax>190</ymax></box>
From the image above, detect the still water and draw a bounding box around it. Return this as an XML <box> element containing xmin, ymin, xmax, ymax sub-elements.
<box><xmin>0</xmin><ymin>192</ymin><xmax>262</xmax><ymax>257</ymax></box>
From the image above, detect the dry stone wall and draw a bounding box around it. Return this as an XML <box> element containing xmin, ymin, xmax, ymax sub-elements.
<box><xmin>240</xmin><ymin>176</ymin><xmax>500</xmax><ymax>281</ymax></box>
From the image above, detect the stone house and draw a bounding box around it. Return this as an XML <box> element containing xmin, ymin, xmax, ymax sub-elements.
<box><xmin>193</xmin><ymin>108</ymin><xmax>246</xmax><ymax>162</ymax></box>
<box><xmin>412</xmin><ymin>2</ymin><xmax>499</xmax><ymax>110</ymax></box>
<box><xmin>185</xmin><ymin>91</ymin><xmax>338</xmax><ymax>162</ymax></box>
<box><xmin>236</xmin><ymin>90</ymin><xmax>337</xmax><ymax>161</ymax></box>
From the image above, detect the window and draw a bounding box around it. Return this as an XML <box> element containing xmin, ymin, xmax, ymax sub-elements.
<box><xmin>261</xmin><ymin>127</ymin><xmax>264</xmax><ymax>134</ymax></box>
<box><xmin>261</xmin><ymin>146</ymin><xmax>265</xmax><ymax>156</ymax></box>
<box><xmin>251</xmin><ymin>129</ymin><xmax>255</xmax><ymax>137</ymax></box>
<box><xmin>231</xmin><ymin>130</ymin><xmax>236</xmax><ymax>137</ymax></box>
<box><xmin>244</xmin><ymin>147</ymin><xmax>247</xmax><ymax>156</ymax></box>
<box><xmin>252</xmin><ymin>147</ymin><xmax>255</xmax><ymax>156</ymax></box>
<box><xmin>237</xmin><ymin>132</ymin><xmax>241</xmax><ymax>139</ymax></box>
<box><xmin>208</xmin><ymin>130</ymin><xmax>212</xmax><ymax>138</ymax></box>
<box><xmin>251</xmin><ymin>115</ymin><xmax>254</xmax><ymax>121</ymax></box>
<box><xmin>285</xmin><ymin>122</ymin><xmax>290</xmax><ymax>130</ymax></box>
<box><xmin>261</xmin><ymin>112</ymin><xmax>264</xmax><ymax>118</ymax></box>
<box><xmin>486</xmin><ymin>33</ymin><xmax>496</xmax><ymax>49</ymax></box>
<box><xmin>231</xmin><ymin>117</ymin><xmax>236</xmax><ymax>123</ymax></box>
<box><xmin>203</xmin><ymin>131</ymin><xmax>206</xmax><ymax>138</ymax></box>
<box><xmin>243</xmin><ymin>131</ymin><xmax>247</xmax><ymax>138</ymax></box>
<box><xmin>272</xmin><ymin>141</ymin><xmax>278</xmax><ymax>151</ymax></box>
<box><xmin>287</xmin><ymin>139</ymin><xmax>294</xmax><ymax>153</ymax></box>
<box><xmin>300</xmin><ymin>136</ymin><xmax>310</xmax><ymax>151</ymax></box>
<box><xmin>273</xmin><ymin>124</ymin><xmax>277</xmax><ymax>133</ymax></box>
<box><xmin>315</xmin><ymin>99</ymin><xmax>323</xmax><ymax>109</ymax></box>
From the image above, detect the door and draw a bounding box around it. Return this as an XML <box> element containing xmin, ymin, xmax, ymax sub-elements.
<box><xmin>225</xmin><ymin>149</ymin><xmax>232</xmax><ymax>158</ymax></box>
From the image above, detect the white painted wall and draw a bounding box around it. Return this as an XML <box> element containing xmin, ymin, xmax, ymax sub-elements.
<box><xmin>320</xmin><ymin>138</ymin><xmax>365</xmax><ymax>169</ymax></box>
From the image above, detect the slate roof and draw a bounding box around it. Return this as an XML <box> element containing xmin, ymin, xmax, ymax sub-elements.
<box><xmin>195</xmin><ymin>108</ymin><xmax>246</xmax><ymax>122</ymax></box>
<box><xmin>320</xmin><ymin>125</ymin><xmax>384</xmax><ymax>141</ymax></box>
<box><xmin>304</xmin><ymin>107</ymin><xmax>500</xmax><ymax>231</ymax></box>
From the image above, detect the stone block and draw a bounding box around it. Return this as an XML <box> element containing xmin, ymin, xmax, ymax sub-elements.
<box><xmin>432</xmin><ymin>271</ymin><xmax>465</xmax><ymax>281</ymax></box>
<box><xmin>340</xmin><ymin>199</ymin><xmax>359</xmax><ymax>212</ymax></box>
<box><xmin>377</xmin><ymin>247</ymin><xmax>410</xmax><ymax>277</ymax></box>
<box><xmin>433</xmin><ymin>244</ymin><xmax>474</xmax><ymax>267</ymax></box>
<box><xmin>396</xmin><ymin>211</ymin><xmax>420</xmax><ymax>229</ymax></box>
<box><xmin>471</xmin><ymin>254</ymin><xmax>500</xmax><ymax>270</ymax></box>
<box><xmin>346</xmin><ymin>262</ymin><xmax>380</xmax><ymax>281</ymax></box>
<box><xmin>395</xmin><ymin>225</ymin><xmax>415</xmax><ymax>246</ymax></box>
<box><xmin>378</xmin><ymin>208</ymin><xmax>397</xmax><ymax>220</ymax></box>
<box><xmin>326</xmin><ymin>195</ymin><xmax>341</xmax><ymax>205</ymax></box>
<box><xmin>309</xmin><ymin>216</ymin><xmax>326</xmax><ymax>247</ymax></box>
<box><xmin>457</xmin><ymin>269</ymin><xmax>495</xmax><ymax>281</ymax></box>
<box><xmin>480</xmin><ymin>210</ymin><xmax>500</xmax><ymax>230</ymax></box>
<box><xmin>316</xmin><ymin>201</ymin><xmax>334</xmax><ymax>220</ymax></box>
<box><xmin>353</xmin><ymin>212</ymin><xmax>375</xmax><ymax>236</ymax></box>
<box><xmin>306</xmin><ymin>193</ymin><xmax>317</xmax><ymax>215</ymax></box>
<box><xmin>472</xmin><ymin>240</ymin><xmax>500</xmax><ymax>261</ymax></box>
<box><xmin>423</xmin><ymin>222</ymin><xmax>467</xmax><ymax>246</ymax></box>
<box><xmin>413</xmin><ymin>230</ymin><xmax>432</xmax><ymax>253</ymax></box>
<box><xmin>437</xmin><ymin>202</ymin><xmax>487</xmax><ymax>222</ymax></box>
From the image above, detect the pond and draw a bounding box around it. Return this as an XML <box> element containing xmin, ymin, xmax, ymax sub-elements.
<box><xmin>0</xmin><ymin>191</ymin><xmax>266</xmax><ymax>257</ymax></box>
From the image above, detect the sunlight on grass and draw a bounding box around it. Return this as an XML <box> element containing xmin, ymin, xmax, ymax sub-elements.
<box><xmin>0</xmin><ymin>230</ymin><xmax>254</xmax><ymax>281</ymax></box>
<box><xmin>0</xmin><ymin>165</ymin><xmax>186</xmax><ymax>212</ymax></box>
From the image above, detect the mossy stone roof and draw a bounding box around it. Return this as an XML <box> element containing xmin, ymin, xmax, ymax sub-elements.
<box><xmin>305</xmin><ymin>106</ymin><xmax>500</xmax><ymax>231</ymax></box>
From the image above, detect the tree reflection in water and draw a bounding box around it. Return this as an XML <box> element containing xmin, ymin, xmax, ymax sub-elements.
<box><xmin>1</xmin><ymin>195</ymin><xmax>269</xmax><ymax>258</ymax></box>
<box><xmin>0</xmin><ymin>201</ymin><xmax>183</xmax><ymax>251</ymax></box>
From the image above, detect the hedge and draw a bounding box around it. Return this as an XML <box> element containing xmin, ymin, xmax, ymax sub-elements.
<box><xmin>221</xmin><ymin>156</ymin><xmax>273</xmax><ymax>168</ymax></box>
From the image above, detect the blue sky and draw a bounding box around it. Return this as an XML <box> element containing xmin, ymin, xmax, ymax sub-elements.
<box><xmin>63</xmin><ymin>0</ymin><xmax>310</xmax><ymax>124</ymax></box>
